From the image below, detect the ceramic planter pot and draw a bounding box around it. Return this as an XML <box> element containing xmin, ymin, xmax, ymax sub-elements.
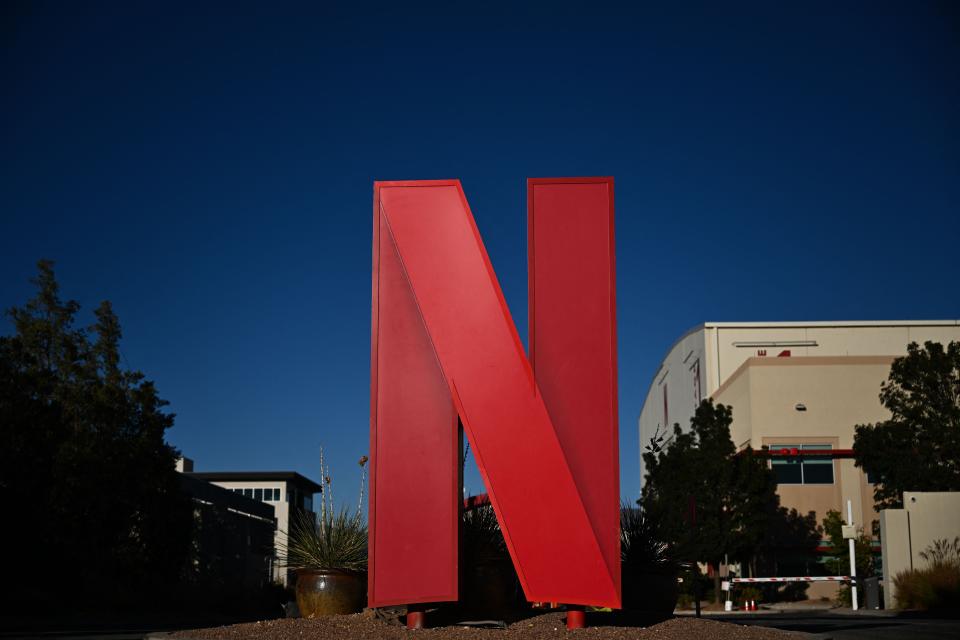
<box><xmin>621</xmin><ymin>570</ymin><xmax>680</xmax><ymax>615</ymax></box>
<box><xmin>295</xmin><ymin>569</ymin><xmax>365</xmax><ymax>617</ymax></box>
<box><xmin>462</xmin><ymin>559</ymin><xmax>518</xmax><ymax>617</ymax></box>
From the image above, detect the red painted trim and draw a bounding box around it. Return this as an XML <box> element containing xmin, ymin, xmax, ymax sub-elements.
<box><xmin>757</xmin><ymin>449</ymin><xmax>855</xmax><ymax>458</ymax></box>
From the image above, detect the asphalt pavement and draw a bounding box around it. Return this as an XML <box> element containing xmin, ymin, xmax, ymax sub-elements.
<box><xmin>701</xmin><ymin>611</ymin><xmax>960</xmax><ymax>640</ymax></box>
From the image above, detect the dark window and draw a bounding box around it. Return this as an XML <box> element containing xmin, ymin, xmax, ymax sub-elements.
<box><xmin>772</xmin><ymin>457</ymin><xmax>803</xmax><ymax>484</ymax></box>
<box><xmin>770</xmin><ymin>444</ymin><xmax>834</xmax><ymax>485</ymax></box>
<box><xmin>244</xmin><ymin>488</ymin><xmax>253</xmax><ymax>498</ymax></box>
<box><xmin>254</xmin><ymin>488</ymin><xmax>263</xmax><ymax>501</ymax></box>
<box><xmin>274</xmin><ymin>488</ymin><xmax>281</xmax><ymax>501</ymax></box>
<box><xmin>802</xmin><ymin>444</ymin><xmax>834</xmax><ymax>484</ymax></box>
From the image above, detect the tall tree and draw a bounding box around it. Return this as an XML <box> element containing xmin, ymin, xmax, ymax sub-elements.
<box><xmin>0</xmin><ymin>260</ymin><xmax>191</xmax><ymax>607</ymax></box>
<box><xmin>642</xmin><ymin>399</ymin><xmax>778</xmax><ymax>602</ymax></box>
<box><xmin>853</xmin><ymin>341</ymin><xmax>960</xmax><ymax>510</ymax></box>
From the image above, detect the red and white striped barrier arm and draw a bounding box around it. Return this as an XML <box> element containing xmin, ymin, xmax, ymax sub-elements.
<box><xmin>727</xmin><ymin>576</ymin><xmax>851</xmax><ymax>587</ymax></box>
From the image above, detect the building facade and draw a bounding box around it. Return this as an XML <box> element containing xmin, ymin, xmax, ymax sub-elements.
<box><xmin>180</xmin><ymin>460</ymin><xmax>322</xmax><ymax>585</ymax></box>
<box><xmin>639</xmin><ymin>320</ymin><xmax>960</xmax><ymax>492</ymax></box>
<box><xmin>179</xmin><ymin>472</ymin><xmax>277</xmax><ymax>590</ymax></box>
<box><xmin>638</xmin><ymin>321</ymin><xmax>960</xmax><ymax>595</ymax></box>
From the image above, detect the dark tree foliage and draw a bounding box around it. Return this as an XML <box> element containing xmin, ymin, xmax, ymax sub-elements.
<box><xmin>755</xmin><ymin>507</ymin><xmax>821</xmax><ymax>601</ymax></box>
<box><xmin>853</xmin><ymin>341</ymin><xmax>960</xmax><ymax>510</ymax></box>
<box><xmin>0</xmin><ymin>261</ymin><xmax>192</xmax><ymax>609</ymax></box>
<box><xmin>642</xmin><ymin>399</ymin><xmax>778</xmax><ymax>602</ymax></box>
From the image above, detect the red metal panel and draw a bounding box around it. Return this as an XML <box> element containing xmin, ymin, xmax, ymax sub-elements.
<box><xmin>368</xmin><ymin>183</ymin><xmax>459</xmax><ymax>607</ymax></box>
<box><xmin>377</xmin><ymin>180</ymin><xmax>618</xmax><ymax>607</ymax></box>
<box><xmin>528</xmin><ymin>178</ymin><xmax>620</xmax><ymax>603</ymax></box>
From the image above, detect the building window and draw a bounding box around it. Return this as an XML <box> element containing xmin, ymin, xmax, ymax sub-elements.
<box><xmin>254</xmin><ymin>488</ymin><xmax>263</xmax><ymax>501</ymax></box>
<box><xmin>771</xmin><ymin>444</ymin><xmax>834</xmax><ymax>485</ymax></box>
<box><xmin>244</xmin><ymin>488</ymin><xmax>253</xmax><ymax>498</ymax></box>
<box><xmin>273</xmin><ymin>488</ymin><xmax>281</xmax><ymax>501</ymax></box>
<box><xmin>692</xmin><ymin>359</ymin><xmax>702</xmax><ymax>405</ymax></box>
<box><xmin>663</xmin><ymin>383</ymin><xmax>669</xmax><ymax>428</ymax></box>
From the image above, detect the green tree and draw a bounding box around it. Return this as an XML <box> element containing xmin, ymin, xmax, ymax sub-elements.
<box><xmin>853</xmin><ymin>341</ymin><xmax>960</xmax><ymax>510</ymax></box>
<box><xmin>755</xmin><ymin>506</ymin><xmax>821</xmax><ymax>600</ymax></box>
<box><xmin>0</xmin><ymin>260</ymin><xmax>191</xmax><ymax>608</ymax></box>
<box><xmin>642</xmin><ymin>399</ymin><xmax>778</xmax><ymax>603</ymax></box>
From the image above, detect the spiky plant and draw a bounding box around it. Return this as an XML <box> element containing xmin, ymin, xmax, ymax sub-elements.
<box><xmin>621</xmin><ymin>503</ymin><xmax>674</xmax><ymax>574</ymax></box>
<box><xmin>462</xmin><ymin>504</ymin><xmax>508</xmax><ymax>564</ymax></box>
<box><xmin>920</xmin><ymin>537</ymin><xmax>960</xmax><ymax>570</ymax></box>
<box><xmin>279</xmin><ymin>507</ymin><xmax>368</xmax><ymax>573</ymax></box>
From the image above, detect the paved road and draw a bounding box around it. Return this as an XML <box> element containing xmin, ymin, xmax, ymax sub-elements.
<box><xmin>708</xmin><ymin>611</ymin><xmax>960</xmax><ymax>639</ymax></box>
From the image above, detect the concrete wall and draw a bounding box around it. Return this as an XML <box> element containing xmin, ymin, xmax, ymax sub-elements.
<box><xmin>881</xmin><ymin>492</ymin><xmax>960</xmax><ymax>608</ymax></box>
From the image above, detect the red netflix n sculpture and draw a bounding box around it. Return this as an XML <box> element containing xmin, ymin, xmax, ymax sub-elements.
<box><xmin>369</xmin><ymin>178</ymin><xmax>620</xmax><ymax>628</ymax></box>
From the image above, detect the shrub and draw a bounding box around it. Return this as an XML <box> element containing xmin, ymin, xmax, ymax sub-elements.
<box><xmin>893</xmin><ymin>538</ymin><xmax>960</xmax><ymax>610</ymax></box>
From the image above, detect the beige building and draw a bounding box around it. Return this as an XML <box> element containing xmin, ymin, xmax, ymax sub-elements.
<box><xmin>639</xmin><ymin>321</ymin><xmax>960</xmax><ymax>597</ymax></box>
<box><xmin>712</xmin><ymin>355</ymin><xmax>891</xmax><ymax>533</ymax></box>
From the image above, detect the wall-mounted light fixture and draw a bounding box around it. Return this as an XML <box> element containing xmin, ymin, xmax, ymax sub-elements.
<box><xmin>795</xmin><ymin>403</ymin><xmax>807</xmax><ymax>411</ymax></box>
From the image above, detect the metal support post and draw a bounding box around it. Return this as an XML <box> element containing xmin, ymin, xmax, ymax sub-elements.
<box><xmin>406</xmin><ymin>604</ymin><xmax>426</xmax><ymax>630</ymax></box>
<box><xmin>566</xmin><ymin>605</ymin><xmax>586</xmax><ymax>630</ymax></box>
<box><xmin>847</xmin><ymin>500</ymin><xmax>858</xmax><ymax>611</ymax></box>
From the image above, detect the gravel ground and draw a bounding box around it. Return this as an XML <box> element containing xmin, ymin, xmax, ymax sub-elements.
<box><xmin>170</xmin><ymin>611</ymin><xmax>803</xmax><ymax>640</ymax></box>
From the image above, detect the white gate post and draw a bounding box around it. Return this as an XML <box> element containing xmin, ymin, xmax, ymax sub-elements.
<box><xmin>847</xmin><ymin>499</ymin><xmax>858</xmax><ymax>611</ymax></box>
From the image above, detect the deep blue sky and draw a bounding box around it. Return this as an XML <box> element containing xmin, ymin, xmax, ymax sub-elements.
<box><xmin>2</xmin><ymin>1</ymin><xmax>958</xmax><ymax>505</ymax></box>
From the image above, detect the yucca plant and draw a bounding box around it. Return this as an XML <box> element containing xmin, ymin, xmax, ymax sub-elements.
<box><xmin>279</xmin><ymin>507</ymin><xmax>368</xmax><ymax>572</ymax></box>
<box><xmin>462</xmin><ymin>504</ymin><xmax>508</xmax><ymax>564</ymax></box>
<box><xmin>278</xmin><ymin>448</ymin><xmax>369</xmax><ymax>572</ymax></box>
<box><xmin>620</xmin><ymin>503</ymin><xmax>674</xmax><ymax>574</ymax></box>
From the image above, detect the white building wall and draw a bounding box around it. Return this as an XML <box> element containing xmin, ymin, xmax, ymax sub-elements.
<box><xmin>638</xmin><ymin>327</ymin><xmax>707</xmax><ymax>488</ymax></box>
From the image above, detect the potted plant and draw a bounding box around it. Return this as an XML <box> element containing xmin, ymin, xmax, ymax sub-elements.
<box><xmin>278</xmin><ymin>451</ymin><xmax>368</xmax><ymax>617</ymax></box>
<box><xmin>620</xmin><ymin>504</ymin><xmax>679</xmax><ymax>616</ymax></box>
<box><xmin>460</xmin><ymin>502</ymin><xmax>522</xmax><ymax>618</ymax></box>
